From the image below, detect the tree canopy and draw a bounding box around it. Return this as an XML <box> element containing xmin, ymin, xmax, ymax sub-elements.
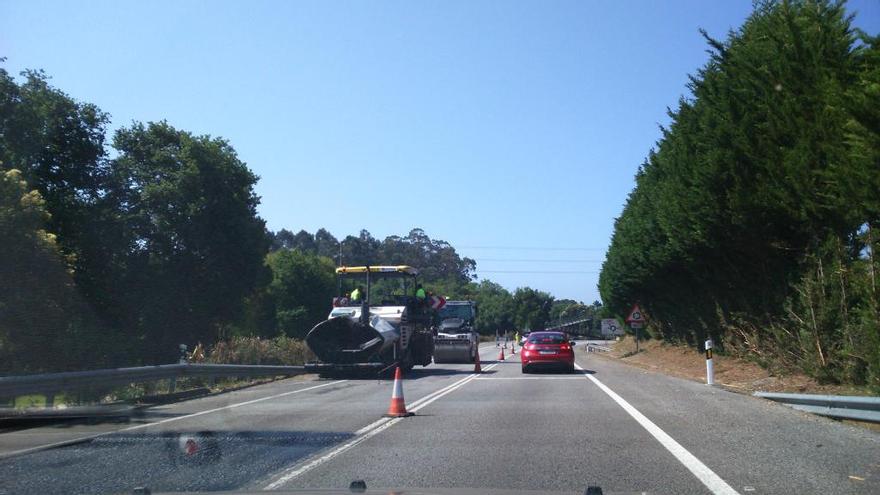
<box><xmin>599</xmin><ymin>0</ymin><xmax>879</xmax><ymax>389</ymax></box>
<box><xmin>263</xmin><ymin>227</ymin><xmax>556</xmax><ymax>336</ymax></box>
<box><xmin>1</xmin><ymin>68</ymin><xmax>269</xmax><ymax>367</ymax></box>
<box><xmin>0</xmin><ymin>63</ymin><xmax>566</xmax><ymax>371</ymax></box>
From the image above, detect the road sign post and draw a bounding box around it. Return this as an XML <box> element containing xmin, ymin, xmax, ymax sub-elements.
<box><xmin>630</xmin><ymin>321</ymin><xmax>643</xmax><ymax>352</ymax></box>
<box><xmin>625</xmin><ymin>304</ymin><xmax>646</xmax><ymax>353</ymax></box>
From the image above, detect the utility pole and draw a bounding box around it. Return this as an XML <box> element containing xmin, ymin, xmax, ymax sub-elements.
<box><xmin>337</xmin><ymin>241</ymin><xmax>343</xmax><ymax>267</ymax></box>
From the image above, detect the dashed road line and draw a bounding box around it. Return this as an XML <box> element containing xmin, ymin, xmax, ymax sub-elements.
<box><xmin>263</xmin><ymin>361</ymin><xmax>499</xmax><ymax>490</ymax></box>
<box><xmin>474</xmin><ymin>376</ymin><xmax>584</xmax><ymax>380</ymax></box>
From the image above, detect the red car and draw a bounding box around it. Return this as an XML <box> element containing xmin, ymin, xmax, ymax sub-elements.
<box><xmin>520</xmin><ymin>331</ymin><xmax>576</xmax><ymax>373</ymax></box>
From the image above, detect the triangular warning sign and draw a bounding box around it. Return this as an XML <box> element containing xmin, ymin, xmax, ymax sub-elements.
<box><xmin>625</xmin><ymin>304</ymin><xmax>645</xmax><ymax>323</ymax></box>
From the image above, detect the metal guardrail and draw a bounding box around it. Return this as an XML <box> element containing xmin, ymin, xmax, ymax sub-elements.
<box><xmin>0</xmin><ymin>363</ymin><xmax>306</xmax><ymax>398</ymax></box>
<box><xmin>586</xmin><ymin>344</ymin><xmax>611</xmax><ymax>352</ymax></box>
<box><xmin>754</xmin><ymin>391</ymin><xmax>880</xmax><ymax>423</ymax></box>
<box><xmin>546</xmin><ymin>317</ymin><xmax>593</xmax><ymax>332</ymax></box>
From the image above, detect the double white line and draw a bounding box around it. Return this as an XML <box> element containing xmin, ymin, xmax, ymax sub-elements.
<box><xmin>263</xmin><ymin>362</ymin><xmax>499</xmax><ymax>490</ymax></box>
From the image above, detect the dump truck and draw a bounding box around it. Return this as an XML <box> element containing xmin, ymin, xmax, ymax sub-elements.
<box><xmin>432</xmin><ymin>300</ymin><xmax>479</xmax><ymax>363</ymax></box>
<box><xmin>304</xmin><ymin>266</ymin><xmax>435</xmax><ymax>374</ymax></box>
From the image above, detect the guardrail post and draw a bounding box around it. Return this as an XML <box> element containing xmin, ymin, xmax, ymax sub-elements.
<box><xmin>170</xmin><ymin>344</ymin><xmax>189</xmax><ymax>393</ymax></box>
<box><xmin>705</xmin><ymin>338</ymin><xmax>714</xmax><ymax>386</ymax></box>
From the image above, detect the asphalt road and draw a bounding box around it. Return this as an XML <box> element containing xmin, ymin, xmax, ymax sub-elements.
<box><xmin>1</xmin><ymin>342</ymin><xmax>878</xmax><ymax>494</ymax></box>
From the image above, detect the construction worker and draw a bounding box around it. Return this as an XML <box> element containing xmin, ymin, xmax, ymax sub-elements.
<box><xmin>415</xmin><ymin>284</ymin><xmax>426</xmax><ymax>301</ymax></box>
<box><xmin>351</xmin><ymin>285</ymin><xmax>364</xmax><ymax>302</ymax></box>
<box><xmin>514</xmin><ymin>331</ymin><xmax>520</xmax><ymax>347</ymax></box>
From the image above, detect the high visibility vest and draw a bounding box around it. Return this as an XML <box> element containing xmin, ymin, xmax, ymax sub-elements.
<box><xmin>416</xmin><ymin>288</ymin><xmax>426</xmax><ymax>299</ymax></box>
<box><xmin>351</xmin><ymin>288</ymin><xmax>362</xmax><ymax>301</ymax></box>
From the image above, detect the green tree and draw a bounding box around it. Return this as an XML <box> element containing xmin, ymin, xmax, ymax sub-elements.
<box><xmin>282</xmin><ymin>227</ymin><xmax>476</xmax><ymax>294</ymax></box>
<box><xmin>315</xmin><ymin>228</ymin><xmax>340</xmax><ymax>259</ymax></box>
<box><xmin>378</xmin><ymin>228</ymin><xmax>475</xmax><ymax>288</ymax></box>
<box><xmin>599</xmin><ymin>0</ymin><xmax>880</xmax><ymax>388</ymax></box>
<box><xmin>549</xmin><ymin>299</ymin><xmax>580</xmax><ymax>322</ymax></box>
<box><xmin>0</xmin><ymin>169</ymin><xmax>105</xmax><ymax>372</ymax></box>
<box><xmin>111</xmin><ymin>121</ymin><xmax>269</xmax><ymax>362</ymax></box>
<box><xmin>0</xmin><ymin>67</ymin><xmax>128</xmax><ymax>368</ymax></box>
<box><xmin>513</xmin><ymin>287</ymin><xmax>554</xmax><ymax>331</ymax></box>
<box><xmin>269</xmin><ymin>228</ymin><xmax>296</xmax><ymax>251</ymax></box>
<box><xmin>340</xmin><ymin>229</ymin><xmax>380</xmax><ymax>266</ymax></box>
<box><xmin>266</xmin><ymin>250</ymin><xmax>336</xmax><ymax>338</ymax></box>
<box><xmin>468</xmin><ymin>280</ymin><xmax>516</xmax><ymax>335</ymax></box>
<box><xmin>0</xmin><ymin>68</ymin><xmax>110</xmax><ymax>249</ymax></box>
<box><xmin>292</xmin><ymin>229</ymin><xmax>318</xmax><ymax>253</ymax></box>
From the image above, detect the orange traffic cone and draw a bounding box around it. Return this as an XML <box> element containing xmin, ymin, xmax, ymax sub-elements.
<box><xmin>384</xmin><ymin>366</ymin><xmax>414</xmax><ymax>417</ymax></box>
<box><xmin>498</xmin><ymin>347</ymin><xmax>506</xmax><ymax>361</ymax></box>
<box><xmin>474</xmin><ymin>349</ymin><xmax>482</xmax><ymax>373</ymax></box>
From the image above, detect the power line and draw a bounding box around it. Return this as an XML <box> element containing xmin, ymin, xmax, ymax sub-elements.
<box><xmin>459</xmin><ymin>245</ymin><xmax>605</xmax><ymax>251</ymax></box>
<box><xmin>475</xmin><ymin>258</ymin><xmax>603</xmax><ymax>263</ymax></box>
<box><xmin>477</xmin><ymin>270</ymin><xmax>599</xmax><ymax>274</ymax></box>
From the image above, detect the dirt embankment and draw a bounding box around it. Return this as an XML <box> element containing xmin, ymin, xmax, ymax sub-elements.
<box><xmin>598</xmin><ymin>337</ymin><xmax>874</xmax><ymax>396</ymax></box>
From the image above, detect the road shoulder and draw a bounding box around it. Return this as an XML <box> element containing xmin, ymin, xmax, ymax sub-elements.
<box><xmin>575</xmin><ymin>351</ymin><xmax>880</xmax><ymax>494</ymax></box>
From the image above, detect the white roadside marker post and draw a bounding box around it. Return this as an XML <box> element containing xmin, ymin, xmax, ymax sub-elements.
<box><xmin>705</xmin><ymin>338</ymin><xmax>714</xmax><ymax>386</ymax></box>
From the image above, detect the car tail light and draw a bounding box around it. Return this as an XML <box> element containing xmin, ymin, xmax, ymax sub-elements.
<box><xmin>559</xmin><ymin>344</ymin><xmax>570</xmax><ymax>351</ymax></box>
<box><xmin>525</xmin><ymin>343</ymin><xmax>536</xmax><ymax>350</ymax></box>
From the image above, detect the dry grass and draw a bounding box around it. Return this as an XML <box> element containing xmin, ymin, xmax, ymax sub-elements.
<box><xmin>5</xmin><ymin>337</ymin><xmax>317</xmax><ymax>410</ymax></box>
<box><xmin>603</xmin><ymin>337</ymin><xmax>874</xmax><ymax>396</ymax></box>
<box><xmin>109</xmin><ymin>336</ymin><xmax>315</xmax><ymax>403</ymax></box>
<box><xmin>205</xmin><ymin>336</ymin><xmax>315</xmax><ymax>365</ymax></box>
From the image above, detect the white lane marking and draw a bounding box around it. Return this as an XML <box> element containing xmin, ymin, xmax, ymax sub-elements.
<box><xmin>0</xmin><ymin>380</ymin><xmax>346</xmax><ymax>460</ymax></box>
<box><xmin>474</xmin><ymin>376</ymin><xmax>584</xmax><ymax>380</ymax></box>
<box><xmin>409</xmin><ymin>363</ymin><xmax>498</xmax><ymax>413</ymax></box>
<box><xmin>123</xmin><ymin>380</ymin><xmax>348</xmax><ymax>430</ymax></box>
<box><xmin>264</xmin><ymin>415</ymin><xmax>404</xmax><ymax>489</ymax></box>
<box><xmin>409</xmin><ymin>341</ymin><xmax>499</xmax><ymax>408</ymax></box>
<box><xmin>263</xmin><ymin>363</ymin><xmax>499</xmax><ymax>490</ymax></box>
<box><xmin>350</xmin><ymin>364</ymin><xmax>496</xmax><ymax>437</ymax></box>
<box><xmin>575</xmin><ymin>363</ymin><xmax>740</xmax><ymax>495</ymax></box>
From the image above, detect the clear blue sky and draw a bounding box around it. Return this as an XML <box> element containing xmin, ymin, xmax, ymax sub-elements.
<box><xmin>2</xmin><ymin>0</ymin><xmax>878</xmax><ymax>303</ymax></box>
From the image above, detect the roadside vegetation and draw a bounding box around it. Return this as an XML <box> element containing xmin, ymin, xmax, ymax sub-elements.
<box><xmin>204</xmin><ymin>336</ymin><xmax>315</xmax><ymax>365</ymax></box>
<box><xmin>0</xmin><ymin>65</ymin><xmax>597</xmax><ymax>374</ymax></box>
<box><xmin>599</xmin><ymin>1</ymin><xmax>880</xmax><ymax>390</ymax></box>
<box><xmin>606</xmin><ymin>336</ymin><xmax>875</xmax><ymax>397</ymax></box>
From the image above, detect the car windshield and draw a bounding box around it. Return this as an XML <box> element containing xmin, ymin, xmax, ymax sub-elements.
<box><xmin>438</xmin><ymin>304</ymin><xmax>474</xmax><ymax>321</ymax></box>
<box><xmin>3</xmin><ymin>1</ymin><xmax>879</xmax><ymax>495</ymax></box>
<box><xmin>527</xmin><ymin>334</ymin><xmax>567</xmax><ymax>344</ymax></box>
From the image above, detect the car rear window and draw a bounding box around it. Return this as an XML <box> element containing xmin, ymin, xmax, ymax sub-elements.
<box><xmin>527</xmin><ymin>334</ymin><xmax>567</xmax><ymax>344</ymax></box>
